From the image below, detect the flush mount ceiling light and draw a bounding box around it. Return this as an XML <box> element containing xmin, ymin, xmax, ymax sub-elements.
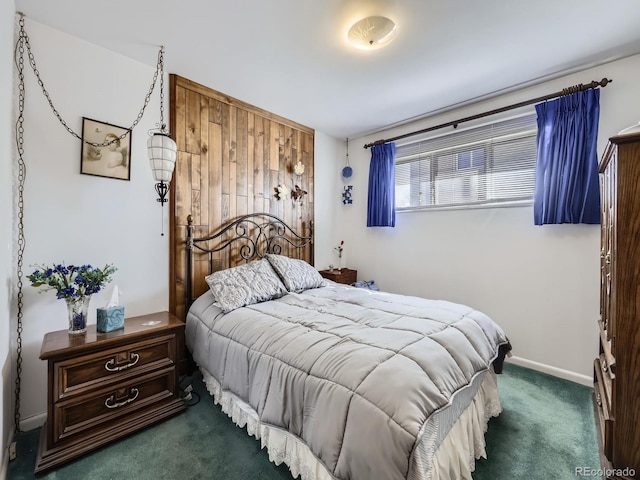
<box><xmin>348</xmin><ymin>16</ymin><xmax>397</xmax><ymax>50</ymax></box>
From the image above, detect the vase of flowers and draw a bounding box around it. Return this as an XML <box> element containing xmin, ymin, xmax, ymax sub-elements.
<box><xmin>65</xmin><ymin>295</ymin><xmax>92</xmax><ymax>334</ymax></box>
<box><xmin>334</xmin><ymin>240</ymin><xmax>344</xmax><ymax>271</ymax></box>
<box><xmin>27</xmin><ymin>263</ymin><xmax>117</xmax><ymax>334</ymax></box>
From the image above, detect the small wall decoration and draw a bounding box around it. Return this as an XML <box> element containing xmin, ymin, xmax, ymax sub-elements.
<box><xmin>294</xmin><ymin>160</ymin><xmax>305</xmax><ymax>176</ymax></box>
<box><xmin>275</xmin><ymin>184</ymin><xmax>291</xmax><ymax>200</ymax></box>
<box><xmin>292</xmin><ymin>185</ymin><xmax>307</xmax><ymax>203</ymax></box>
<box><xmin>80</xmin><ymin>117</ymin><xmax>132</xmax><ymax>181</ymax></box>
<box><xmin>342</xmin><ymin>185</ymin><xmax>353</xmax><ymax>204</ymax></box>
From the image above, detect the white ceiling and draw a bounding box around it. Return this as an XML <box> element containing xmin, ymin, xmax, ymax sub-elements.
<box><xmin>14</xmin><ymin>0</ymin><xmax>640</xmax><ymax>140</ymax></box>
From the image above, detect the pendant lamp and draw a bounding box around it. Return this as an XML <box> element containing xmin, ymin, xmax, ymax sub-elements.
<box><xmin>148</xmin><ymin>131</ymin><xmax>177</xmax><ymax>204</ymax></box>
<box><xmin>147</xmin><ymin>47</ymin><xmax>177</xmax><ymax>207</ymax></box>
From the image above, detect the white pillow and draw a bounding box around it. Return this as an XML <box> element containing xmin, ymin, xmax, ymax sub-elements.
<box><xmin>205</xmin><ymin>259</ymin><xmax>287</xmax><ymax>313</ymax></box>
<box><xmin>265</xmin><ymin>254</ymin><xmax>326</xmax><ymax>292</ymax></box>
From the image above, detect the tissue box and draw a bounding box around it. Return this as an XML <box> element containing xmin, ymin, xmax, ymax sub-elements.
<box><xmin>97</xmin><ymin>306</ymin><xmax>125</xmax><ymax>333</ymax></box>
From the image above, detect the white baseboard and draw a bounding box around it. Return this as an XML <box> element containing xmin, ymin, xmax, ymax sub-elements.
<box><xmin>0</xmin><ymin>426</ymin><xmax>15</xmax><ymax>480</ymax></box>
<box><xmin>507</xmin><ymin>356</ymin><xmax>592</xmax><ymax>387</ymax></box>
<box><xmin>20</xmin><ymin>411</ymin><xmax>46</xmax><ymax>433</ymax></box>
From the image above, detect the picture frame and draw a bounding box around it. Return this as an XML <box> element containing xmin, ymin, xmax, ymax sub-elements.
<box><xmin>80</xmin><ymin>117</ymin><xmax>132</xmax><ymax>181</ymax></box>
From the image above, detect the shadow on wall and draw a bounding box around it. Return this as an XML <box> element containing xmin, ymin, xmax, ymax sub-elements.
<box><xmin>2</xmin><ymin>348</ymin><xmax>14</xmax><ymax>465</ymax></box>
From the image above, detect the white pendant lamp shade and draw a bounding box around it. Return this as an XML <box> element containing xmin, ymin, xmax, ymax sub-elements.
<box><xmin>148</xmin><ymin>132</ymin><xmax>177</xmax><ymax>182</ymax></box>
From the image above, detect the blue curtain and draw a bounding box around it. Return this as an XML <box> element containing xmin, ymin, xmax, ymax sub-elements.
<box><xmin>367</xmin><ymin>142</ymin><xmax>396</xmax><ymax>227</ymax></box>
<box><xmin>534</xmin><ymin>89</ymin><xmax>601</xmax><ymax>225</ymax></box>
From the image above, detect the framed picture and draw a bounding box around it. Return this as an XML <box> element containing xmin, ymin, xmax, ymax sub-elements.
<box><xmin>80</xmin><ymin>117</ymin><xmax>132</xmax><ymax>181</ymax></box>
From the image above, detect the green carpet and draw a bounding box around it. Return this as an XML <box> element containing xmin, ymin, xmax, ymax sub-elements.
<box><xmin>7</xmin><ymin>363</ymin><xmax>599</xmax><ymax>480</ymax></box>
<box><xmin>474</xmin><ymin>363</ymin><xmax>599</xmax><ymax>479</ymax></box>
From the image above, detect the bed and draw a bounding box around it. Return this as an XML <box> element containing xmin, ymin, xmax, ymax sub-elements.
<box><xmin>184</xmin><ymin>213</ymin><xmax>511</xmax><ymax>480</ymax></box>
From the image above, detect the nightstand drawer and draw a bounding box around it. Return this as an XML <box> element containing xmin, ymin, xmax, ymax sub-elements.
<box><xmin>53</xmin><ymin>366</ymin><xmax>177</xmax><ymax>443</ymax></box>
<box><xmin>54</xmin><ymin>333</ymin><xmax>177</xmax><ymax>399</ymax></box>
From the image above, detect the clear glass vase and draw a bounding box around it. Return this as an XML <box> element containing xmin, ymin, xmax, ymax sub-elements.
<box><xmin>65</xmin><ymin>296</ymin><xmax>90</xmax><ymax>334</ymax></box>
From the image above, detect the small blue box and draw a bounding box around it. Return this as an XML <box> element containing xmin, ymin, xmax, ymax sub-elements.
<box><xmin>97</xmin><ymin>306</ymin><xmax>125</xmax><ymax>332</ymax></box>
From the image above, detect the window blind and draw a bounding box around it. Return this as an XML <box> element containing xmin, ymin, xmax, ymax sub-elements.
<box><xmin>395</xmin><ymin>112</ymin><xmax>538</xmax><ymax>210</ymax></box>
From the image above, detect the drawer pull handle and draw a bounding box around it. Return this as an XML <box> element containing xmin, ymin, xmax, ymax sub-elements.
<box><xmin>105</xmin><ymin>388</ymin><xmax>139</xmax><ymax>409</ymax></box>
<box><xmin>105</xmin><ymin>353</ymin><xmax>140</xmax><ymax>372</ymax></box>
<box><xmin>596</xmin><ymin>391</ymin><xmax>602</xmax><ymax>407</ymax></box>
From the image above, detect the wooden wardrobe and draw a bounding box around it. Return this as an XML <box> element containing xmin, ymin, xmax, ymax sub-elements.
<box><xmin>594</xmin><ymin>131</ymin><xmax>640</xmax><ymax>480</ymax></box>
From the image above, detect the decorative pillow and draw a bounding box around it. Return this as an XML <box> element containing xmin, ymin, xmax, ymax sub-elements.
<box><xmin>265</xmin><ymin>254</ymin><xmax>326</xmax><ymax>292</ymax></box>
<box><xmin>204</xmin><ymin>259</ymin><xmax>287</xmax><ymax>313</ymax></box>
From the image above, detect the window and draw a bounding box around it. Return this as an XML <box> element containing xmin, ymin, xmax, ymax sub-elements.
<box><xmin>395</xmin><ymin>112</ymin><xmax>538</xmax><ymax>210</ymax></box>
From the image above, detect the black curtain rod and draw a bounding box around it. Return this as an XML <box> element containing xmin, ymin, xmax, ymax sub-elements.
<box><xmin>363</xmin><ymin>77</ymin><xmax>612</xmax><ymax>149</ymax></box>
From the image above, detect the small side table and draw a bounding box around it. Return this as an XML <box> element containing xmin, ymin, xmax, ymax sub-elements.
<box><xmin>319</xmin><ymin>268</ymin><xmax>357</xmax><ymax>285</ymax></box>
<box><xmin>35</xmin><ymin>311</ymin><xmax>186</xmax><ymax>474</ymax></box>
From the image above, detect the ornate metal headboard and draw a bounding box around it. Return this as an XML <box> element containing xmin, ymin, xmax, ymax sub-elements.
<box><xmin>185</xmin><ymin>213</ymin><xmax>314</xmax><ymax>309</ymax></box>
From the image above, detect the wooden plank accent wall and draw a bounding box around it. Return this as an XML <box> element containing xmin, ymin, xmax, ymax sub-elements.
<box><xmin>169</xmin><ymin>75</ymin><xmax>315</xmax><ymax>320</ymax></box>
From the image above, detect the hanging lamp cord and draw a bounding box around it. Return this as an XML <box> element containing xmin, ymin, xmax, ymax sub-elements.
<box><xmin>158</xmin><ymin>47</ymin><xmax>167</xmax><ymax>132</ymax></box>
<box><xmin>13</xmin><ymin>14</ymin><xmax>27</xmax><ymax>438</ymax></box>
<box><xmin>11</xmin><ymin>13</ymin><xmax>170</xmax><ymax>439</ymax></box>
<box><xmin>16</xmin><ymin>14</ymin><xmax>165</xmax><ymax>147</ymax></box>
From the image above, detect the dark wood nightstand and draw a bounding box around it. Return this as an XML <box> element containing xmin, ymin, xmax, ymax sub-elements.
<box><xmin>319</xmin><ymin>268</ymin><xmax>357</xmax><ymax>285</ymax></box>
<box><xmin>35</xmin><ymin>311</ymin><xmax>187</xmax><ymax>474</ymax></box>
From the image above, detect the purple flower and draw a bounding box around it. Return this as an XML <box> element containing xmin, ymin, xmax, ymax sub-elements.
<box><xmin>56</xmin><ymin>264</ymin><xmax>69</xmax><ymax>275</ymax></box>
<box><xmin>28</xmin><ymin>262</ymin><xmax>117</xmax><ymax>301</ymax></box>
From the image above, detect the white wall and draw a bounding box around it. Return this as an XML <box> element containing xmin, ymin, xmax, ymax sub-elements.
<box><xmin>16</xmin><ymin>19</ymin><xmax>172</xmax><ymax>429</ymax></box>
<box><xmin>332</xmin><ymin>54</ymin><xmax>640</xmax><ymax>383</ymax></box>
<box><xmin>2</xmin><ymin>5</ymin><xmax>16</xmax><ymax>478</ymax></box>
<box><xmin>313</xmin><ymin>131</ymin><xmax>342</xmax><ymax>269</ymax></box>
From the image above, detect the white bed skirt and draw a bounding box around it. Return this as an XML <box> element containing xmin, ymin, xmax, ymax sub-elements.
<box><xmin>428</xmin><ymin>370</ymin><xmax>501</xmax><ymax>480</ymax></box>
<box><xmin>198</xmin><ymin>365</ymin><xmax>501</xmax><ymax>480</ymax></box>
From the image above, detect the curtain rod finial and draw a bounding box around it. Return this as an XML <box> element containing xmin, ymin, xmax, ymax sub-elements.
<box><xmin>364</xmin><ymin>139</ymin><xmax>388</xmax><ymax>149</ymax></box>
